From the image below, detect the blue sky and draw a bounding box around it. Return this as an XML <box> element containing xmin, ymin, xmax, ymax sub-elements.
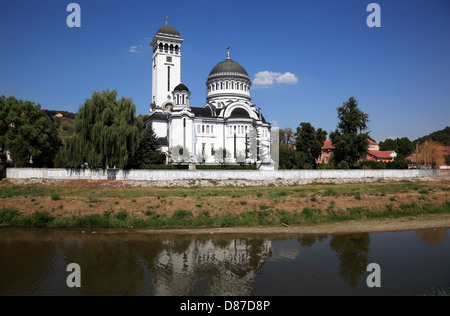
<box><xmin>1</xmin><ymin>0</ymin><xmax>449</xmax><ymax>142</ymax></box>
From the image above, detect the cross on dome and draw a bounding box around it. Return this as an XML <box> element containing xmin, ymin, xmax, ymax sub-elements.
<box><xmin>226</xmin><ymin>45</ymin><xmax>231</xmax><ymax>60</ymax></box>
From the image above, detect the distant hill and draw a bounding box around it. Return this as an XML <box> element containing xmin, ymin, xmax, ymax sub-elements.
<box><xmin>414</xmin><ymin>126</ymin><xmax>450</xmax><ymax>146</ymax></box>
<box><xmin>46</xmin><ymin>110</ymin><xmax>76</xmax><ymax>119</ymax></box>
<box><xmin>44</xmin><ymin>110</ymin><xmax>76</xmax><ymax>143</ymax></box>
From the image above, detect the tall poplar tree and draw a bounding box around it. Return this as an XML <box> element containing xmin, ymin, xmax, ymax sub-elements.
<box><xmin>329</xmin><ymin>97</ymin><xmax>370</xmax><ymax>168</ymax></box>
<box><xmin>64</xmin><ymin>90</ymin><xmax>142</xmax><ymax>169</ymax></box>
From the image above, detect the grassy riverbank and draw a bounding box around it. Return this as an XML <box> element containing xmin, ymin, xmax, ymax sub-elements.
<box><xmin>0</xmin><ymin>179</ymin><xmax>449</xmax><ymax>230</ymax></box>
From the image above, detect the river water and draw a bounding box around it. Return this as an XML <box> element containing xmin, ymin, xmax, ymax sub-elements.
<box><xmin>0</xmin><ymin>227</ymin><xmax>449</xmax><ymax>296</ymax></box>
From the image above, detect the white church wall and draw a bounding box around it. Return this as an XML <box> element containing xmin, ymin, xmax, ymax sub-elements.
<box><xmin>152</xmin><ymin>120</ymin><xmax>168</xmax><ymax>138</ymax></box>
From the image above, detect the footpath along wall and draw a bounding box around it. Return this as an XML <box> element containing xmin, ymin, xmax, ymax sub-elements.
<box><xmin>5</xmin><ymin>167</ymin><xmax>441</xmax><ymax>182</ymax></box>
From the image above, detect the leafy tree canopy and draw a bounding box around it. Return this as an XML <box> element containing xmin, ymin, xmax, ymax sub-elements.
<box><xmin>379</xmin><ymin>137</ymin><xmax>414</xmax><ymax>157</ymax></box>
<box><xmin>295</xmin><ymin>122</ymin><xmax>327</xmax><ymax>168</ymax></box>
<box><xmin>0</xmin><ymin>95</ymin><xmax>61</xmax><ymax>167</ymax></box>
<box><xmin>63</xmin><ymin>89</ymin><xmax>142</xmax><ymax>169</ymax></box>
<box><xmin>329</xmin><ymin>97</ymin><xmax>370</xmax><ymax>167</ymax></box>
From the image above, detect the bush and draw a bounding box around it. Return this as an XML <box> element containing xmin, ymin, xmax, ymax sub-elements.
<box><xmin>302</xmin><ymin>207</ymin><xmax>314</xmax><ymax>219</ymax></box>
<box><xmin>114</xmin><ymin>209</ymin><xmax>129</xmax><ymax>221</ymax></box>
<box><xmin>0</xmin><ymin>208</ymin><xmax>21</xmax><ymax>223</ymax></box>
<box><xmin>51</xmin><ymin>194</ymin><xmax>61</xmax><ymax>201</ymax></box>
<box><xmin>336</xmin><ymin>161</ymin><xmax>350</xmax><ymax>169</ymax></box>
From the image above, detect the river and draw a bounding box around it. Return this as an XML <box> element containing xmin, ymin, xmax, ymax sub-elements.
<box><xmin>0</xmin><ymin>227</ymin><xmax>449</xmax><ymax>296</ymax></box>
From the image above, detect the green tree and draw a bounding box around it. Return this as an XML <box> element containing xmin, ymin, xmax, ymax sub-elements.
<box><xmin>0</xmin><ymin>95</ymin><xmax>61</xmax><ymax>167</ymax></box>
<box><xmin>131</xmin><ymin>127</ymin><xmax>162</xmax><ymax>167</ymax></box>
<box><xmin>279</xmin><ymin>128</ymin><xmax>295</xmax><ymax>147</ymax></box>
<box><xmin>329</xmin><ymin>97</ymin><xmax>370</xmax><ymax>167</ymax></box>
<box><xmin>279</xmin><ymin>144</ymin><xmax>297</xmax><ymax>169</ymax></box>
<box><xmin>379</xmin><ymin>137</ymin><xmax>413</xmax><ymax>157</ymax></box>
<box><xmin>379</xmin><ymin>138</ymin><xmax>397</xmax><ymax>152</ymax></box>
<box><xmin>294</xmin><ymin>122</ymin><xmax>327</xmax><ymax>169</ymax></box>
<box><xmin>63</xmin><ymin>90</ymin><xmax>142</xmax><ymax>169</ymax></box>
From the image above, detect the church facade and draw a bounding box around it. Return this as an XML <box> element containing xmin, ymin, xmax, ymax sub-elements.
<box><xmin>146</xmin><ymin>21</ymin><xmax>272</xmax><ymax>166</ymax></box>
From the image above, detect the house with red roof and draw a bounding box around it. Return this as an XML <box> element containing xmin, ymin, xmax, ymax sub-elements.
<box><xmin>317</xmin><ymin>139</ymin><xmax>397</xmax><ymax>164</ymax></box>
<box><xmin>364</xmin><ymin>150</ymin><xmax>397</xmax><ymax>162</ymax></box>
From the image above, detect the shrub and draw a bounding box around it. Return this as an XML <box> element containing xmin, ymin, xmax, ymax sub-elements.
<box><xmin>0</xmin><ymin>208</ymin><xmax>21</xmax><ymax>223</ymax></box>
<box><xmin>172</xmin><ymin>209</ymin><xmax>193</xmax><ymax>220</ymax></box>
<box><xmin>51</xmin><ymin>194</ymin><xmax>61</xmax><ymax>201</ymax></box>
<box><xmin>114</xmin><ymin>209</ymin><xmax>129</xmax><ymax>221</ymax></box>
<box><xmin>302</xmin><ymin>207</ymin><xmax>314</xmax><ymax>219</ymax></box>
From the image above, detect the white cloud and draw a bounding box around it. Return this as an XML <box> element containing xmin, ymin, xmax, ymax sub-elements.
<box><xmin>253</xmin><ymin>71</ymin><xmax>298</xmax><ymax>88</ymax></box>
<box><xmin>129</xmin><ymin>38</ymin><xmax>152</xmax><ymax>53</ymax></box>
<box><xmin>253</xmin><ymin>71</ymin><xmax>280</xmax><ymax>87</ymax></box>
<box><xmin>275</xmin><ymin>72</ymin><xmax>298</xmax><ymax>84</ymax></box>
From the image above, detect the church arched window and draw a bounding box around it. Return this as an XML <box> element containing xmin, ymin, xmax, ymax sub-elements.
<box><xmin>197</xmin><ymin>125</ymin><xmax>201</xmax><ymax>133</ymax></box>
<box><xmin>159</xmin><ymin>43</ymin><xmax>163</xmax><ymax>52</ymax></box>
<box><xmin>175</xmin><ymin>45</ymin><xmax>179</xmax><ymax>54</ymax></box>
<box><xmin>164</xmin><ymin>43</ymin><xmax>168</xmax><ymax>52</ymax></box>
<box><xmin>206</xmin><ymin>125</ymin><xmax>209</xmax><ymax>134</ymax></box>
<box><xmin>211</xmin><ymin>125</ymin><xmax>214</xmax><ymax>134</ymax></box>
<box><xmin>170</xmin><ymin>44</ymin><xmax>174</xmax><ymax>53</ymax></box>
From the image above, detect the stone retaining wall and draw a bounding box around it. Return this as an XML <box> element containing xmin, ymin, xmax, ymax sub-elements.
<box><xmin>5</xmin><ymin>167</ymin><xmax>441</xmax><ymax>182</ymax></box>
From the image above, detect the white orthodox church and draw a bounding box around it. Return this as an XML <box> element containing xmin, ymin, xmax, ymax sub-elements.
<box><xmin>146</xmin><ymin>20</ymin><xmax>272</xmax><ymax>166</ymax></box>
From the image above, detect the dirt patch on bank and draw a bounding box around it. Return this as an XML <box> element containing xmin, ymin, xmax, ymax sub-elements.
<box><xmin>133</xmin><ymin>213</ymin><xmax>450</xmax><ymax>235</ymax></box>
<box><xmin>1</xmin><ymin>178</ymin><xmax>449</xmax><ymax>234</ymax></box>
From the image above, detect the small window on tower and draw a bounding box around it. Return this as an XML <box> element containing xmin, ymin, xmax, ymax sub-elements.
<box><xmin>166</xmin><ymin>56</ymin><xmax>172</xmax><ymax>63</ymax></box>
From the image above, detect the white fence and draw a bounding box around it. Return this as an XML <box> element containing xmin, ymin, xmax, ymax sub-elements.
<box><xmin>5</xmin><ymin>167</ymin><xmax>441</xmax><ymax>181</ymax></box>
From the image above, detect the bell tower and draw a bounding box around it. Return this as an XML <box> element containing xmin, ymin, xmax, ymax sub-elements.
<box><xmin>150</xmin><ymin>17</ymin><xmax>184</xmax><ymax>111</ymax></box>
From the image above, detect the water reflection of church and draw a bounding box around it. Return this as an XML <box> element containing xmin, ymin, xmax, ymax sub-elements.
<box><xmin>150</xmin><ymin>238</ymin><xmax>271</xmax><ymax>295</ymax></box>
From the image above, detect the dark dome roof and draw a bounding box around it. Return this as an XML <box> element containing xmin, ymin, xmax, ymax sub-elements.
<box><xmin>157</xmin><ymin>25</ymin><xmax>180</xmax><ymax>37</ymax></box>
<box><xmin>208</xmin><ymin>58</ymin><xmax>249</xmax><ymax>79</ymax></box>
<box><xmin>174</xmin><ymin>83</ymin><xmax>189</xmax><ymax>92</ymax></box>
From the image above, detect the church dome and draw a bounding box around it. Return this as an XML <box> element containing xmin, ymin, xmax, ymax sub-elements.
<box><xmin>208</xmin><ymin>58</ymin><xmax>249</xmax><ymax>80</ymax></box>
<box><xmin>156</xmin><ymin>25</ymin><xmax>180</xmax><ymax>37</ymax></box>
<box><xmin>174</xmin><ymin>83</ymin><xmax>189</xmax><ymax>92</ymax></box>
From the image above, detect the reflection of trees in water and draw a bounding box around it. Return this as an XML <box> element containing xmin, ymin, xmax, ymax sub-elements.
<box><xmin>416</xmin><ymin>228</ymin><xmax>448</xmax><ymax>247</ymax></box>
<box><xmin>329</xmin><ymin>233</ymin><xmax>370</xmax><ymax>288</ymax></box>
<box><xmin>297</xmin><ymin>234</ymin><xmax>327</xmax><ymax>248</ymax></box>
<box><xmin>146</xmin><ymin>238</ymin><xmax>272</xmax><ymax>296</ymax></box>
<box><xmin>5</xmin><ymin>232</ymin><xmax>271</xmax><ymax>296</ymax></box>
